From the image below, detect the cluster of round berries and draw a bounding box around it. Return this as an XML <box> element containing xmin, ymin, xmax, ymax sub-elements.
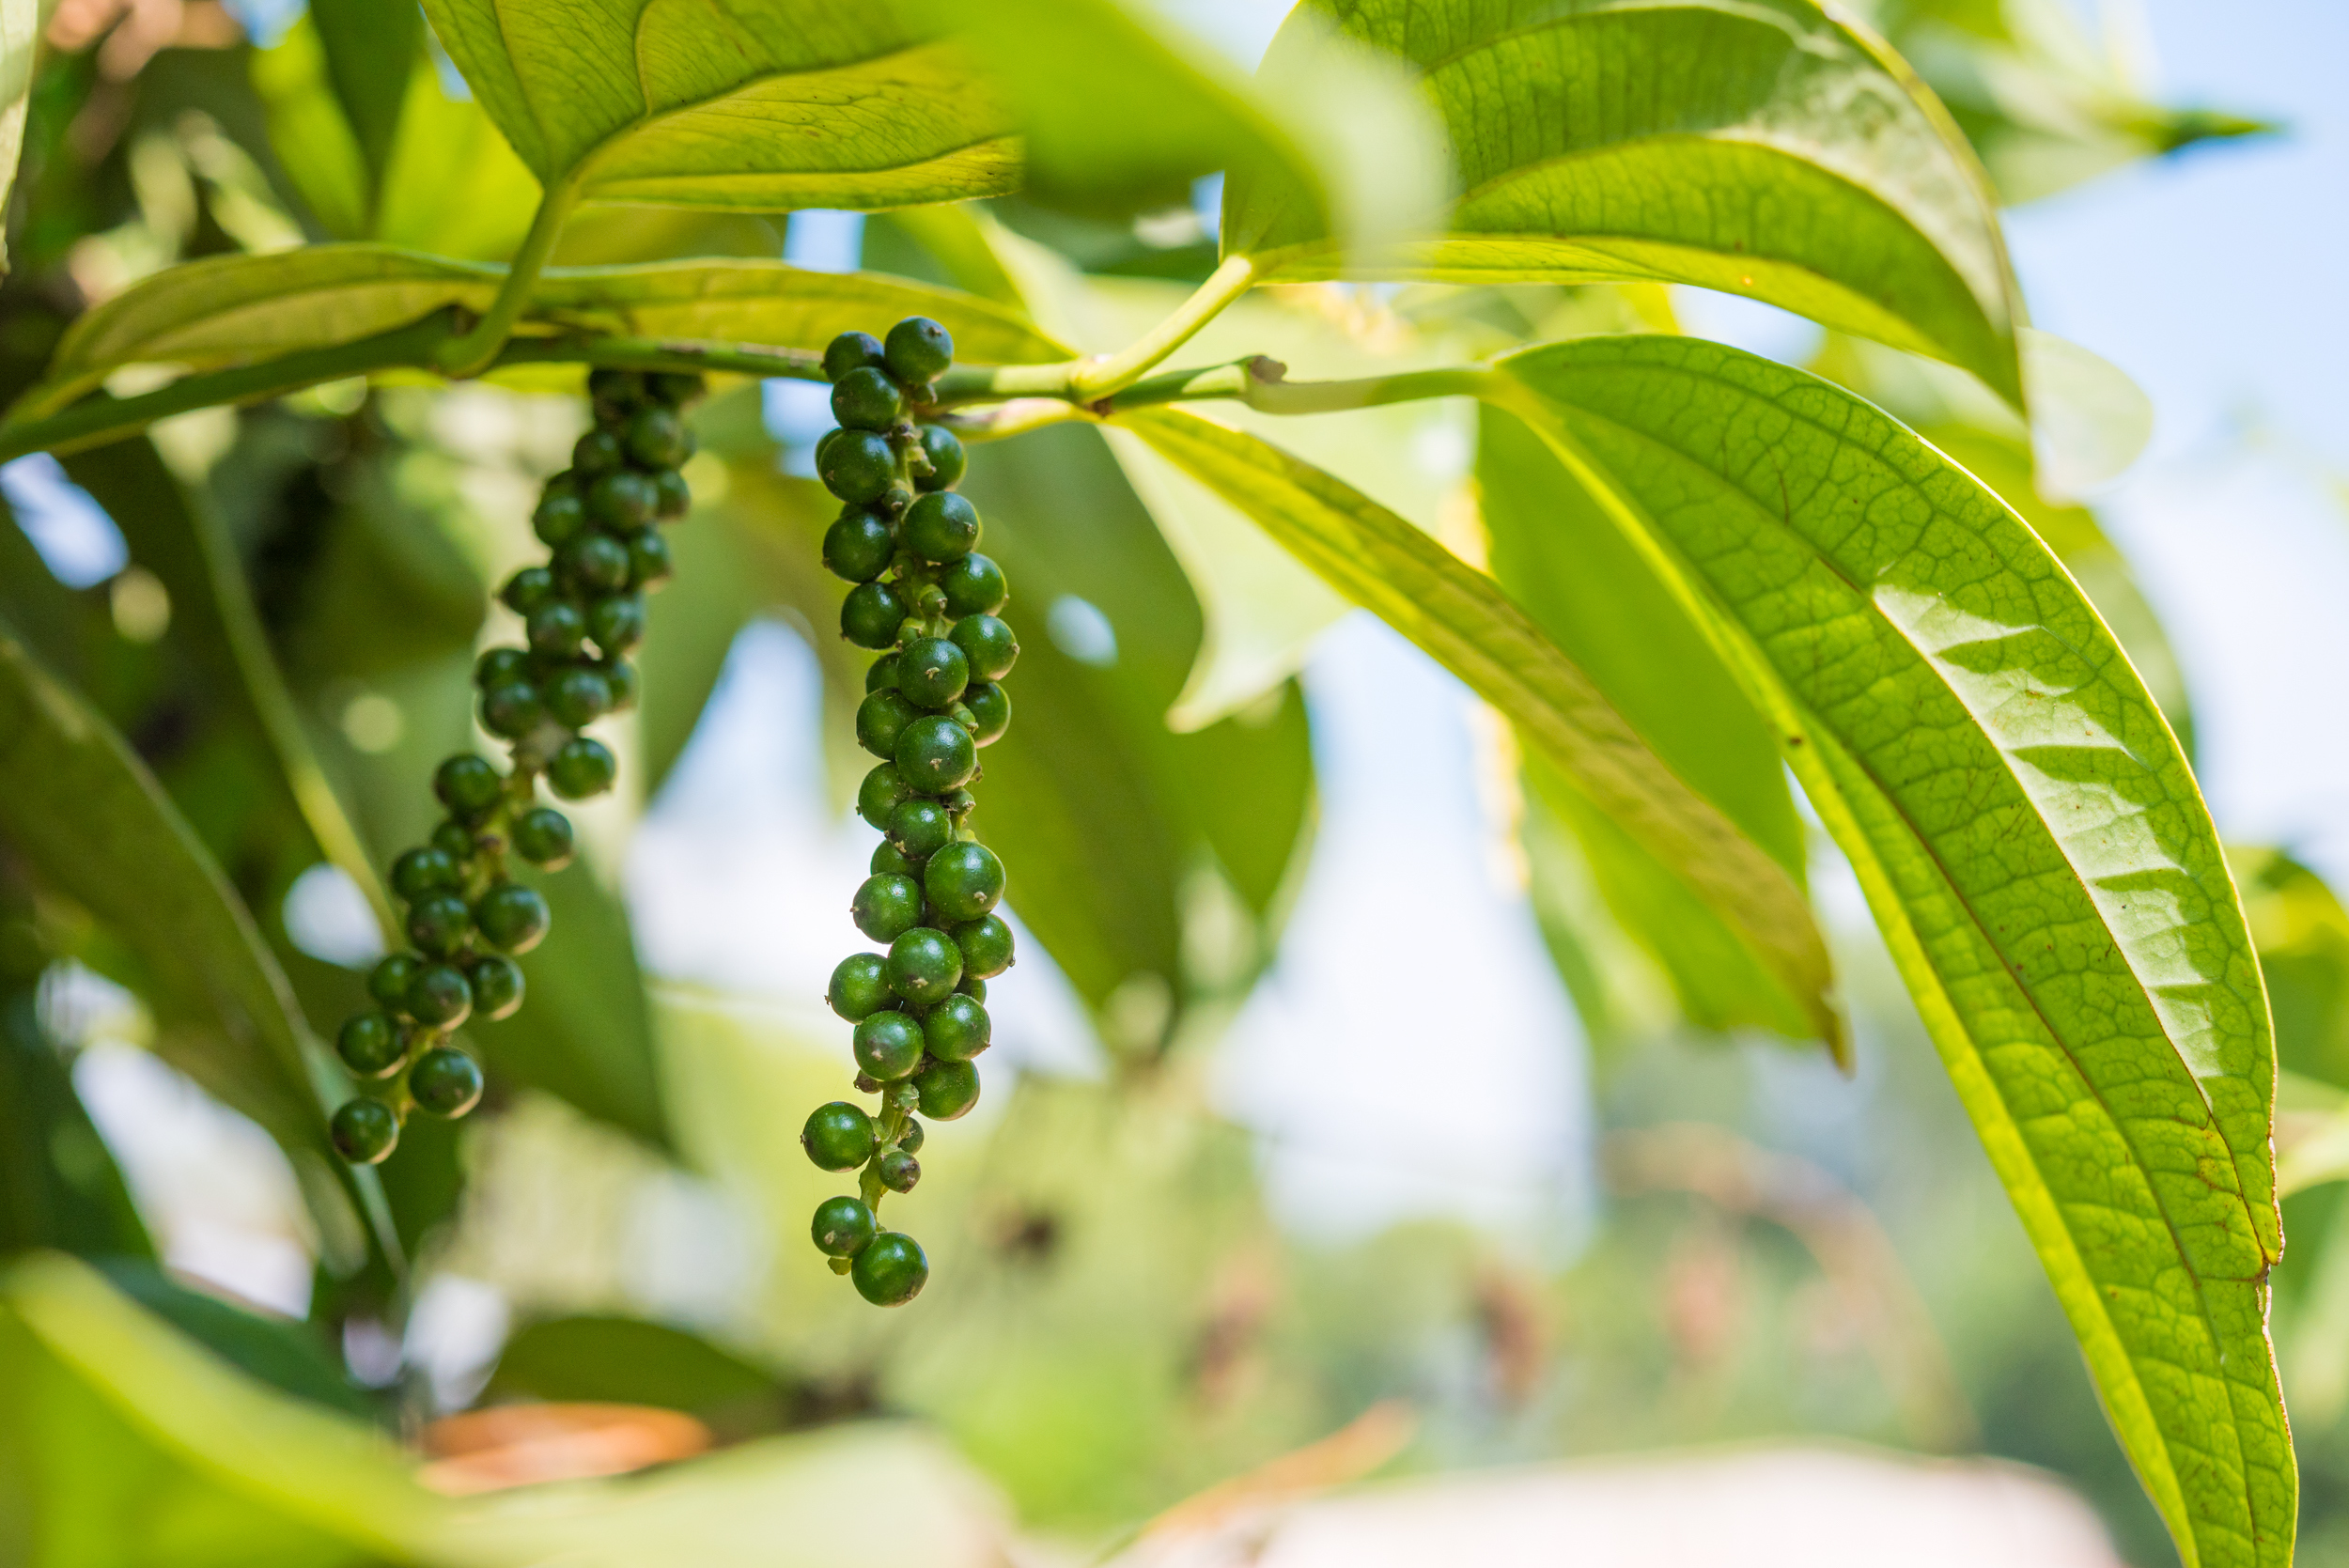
<box><xmin>327</xmin><ymin>368</ymin><xmax>704</xmax><ymax>1165</ymax></box>
<box><xmin>799</xmin><ymin>318</ymin><xmax>1018</xmax><ymax>1308</ymax></box>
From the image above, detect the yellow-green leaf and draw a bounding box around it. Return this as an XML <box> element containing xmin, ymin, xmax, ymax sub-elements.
<box><xmin>1229</xmin><ymin>0</ymin><xmax>2026</xmax><ymax>403</ymax></box>
<box><xmin>1492</xmin><ymin>333</ymin><xmax>2289</xmax><ymax>1567</ymax></box>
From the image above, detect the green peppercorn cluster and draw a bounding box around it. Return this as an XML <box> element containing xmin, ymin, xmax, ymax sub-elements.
<box><xmin>327</xmin><ymin>368</ymin><xmax>704</xmax><ymax>1166</ymax></box>
<box><xmin>799</xmin><ymin>318</ymin><xmax>1018</xmax><ymax>1308</ymax></box>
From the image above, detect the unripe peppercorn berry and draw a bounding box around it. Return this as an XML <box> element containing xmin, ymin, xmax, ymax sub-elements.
<box><xmin>626</xmin><ymin>407</ymin><xmax>692</xmax><ymax>469</ymax></box>
<box><xmin>913</xmin><ymin>1057</ymin><xmax>980</xmax><ymax>1121</ymax></box>
<box><xmin>840</xmin><ymin>580</ymin><xmax>908</xmax><ymax>649</ymax></box>
<box><xmin>950</xmin><ymin>614</ymin><xmax>1019</xmax><ymax>682</ymax></box>
<box><xmin>924</xmin><ymin>994</ymin><xmax>990</xmax><ymax>1062</ymax></box>
<box><xmin>475</xmin><ymin>883</ymin><xmax>551</xmax><ymax>954</ymax></box>
<box><xmin>901</xmin><ymin>492</ymin><xmax>979</xmax><ymax>562</ymax></box>
<box><xmin>812</xmin><ymin>1194</ymin><xmax>877</xmax><ymax>1257</ymax></box>
<box><xmin>626</xmin><ymin>528</ymin><xmax>674</xmax><ymax>590</ymax></box>
<box><xmin>649</xmin><ymin>371</ymin><xmax>705</xmax><ymax>406</ymax></box>
<box><xmin>855</xmin><ymin>764</ymin><xmax>913</xmax><ymax>830</ymax></box>
<box><xmin>940</xmin><ymin>788</ymin><xmax>976</xmax><ymax>821</ymax></box>
<box><xmin>870</xmin><ymin>841</ymin><xmax>920</xmax><ymax>878</ymax></box>
<box><xmin>962</xmin><ymin>681</ymin><xmax>1011</xmax><ymax>747</ymax></box>
<box><xmin>937</xmin><ymin>553</ymin><xmax>1007</xmax><ymax>617</ymax></box>
<box><xmin>468</xmin><ymin>955</ymin><xmax>525</xmax><ymax>1020</ymax></box>
<box><xmin>573</xmin><ymin>428</ymin><xmax>623</xmax><ymax>476</ymax></box>
<box><xmin>855</xmin><ymin>690</ymin><xmax>918</xmax><ymax>759</ymax></box>
<box><xmin>337</xmin><ymin>1012</ymin><xmax>404</xmax><ymax>1078</ymax></box>
<box><xmin>588</xmin><ymin>593</ymin><xmax>646</xmax><ymax>654</ymax></box>
<box><xmin>801</xmin><ymin>1101</ymin><xmax>878</xmax><ymax>1172</ymax></box>
<box><xmin>959</xmin><ymin>974</ymin><xmax>988</xmax><ymax>1003</ymax></box>
<box><xmin>588</xmin><ymin>367</ymin><xmax>643</xmax><ymax>406</ymax></box>
<box><xmin>477</xmin><ymin>646</ymin><xmax>532</xmax><ymax>690</ymax></box>
<box><xmin>851</xmin><ymin>874</ymin><xmax>924</xmax><ymax>943</ymax></box>
<box><xmin>898</xmin><ymin>1117</ymin><xmax>926</xmax><ymax>1154</ymax></box>
<box><xmin>333</xmin><ymin>1099</ymin><xmax>399</xmax><ymax>1164</ymax></box>
<box><xmin>895</xmin><ymin>715</ymin><xmax>977</xmax><ymax>790</ymax></box>
<box><xmin>822</xmin><ymin>331</ymin><xmax>888</xmax><ymax>382</ymax></box>
<box><xmin>885</xmin><ymin>317</ymin><xmax>954</xmax><ymax>384</ymax></box>
<box><xmin>368</xmin><ymin>954</ymin><xmax>421</xmax><ymax>1014</ymax></box>
<box><xmin>955</xmin><ymin>914</ymin><xmax>1015</xmax><ymax>978</ymax></box>
<box><xmin>827</xmin><ymin>953</ymin><xmax>893</xmax><ymax>1021</ymax></box>
<box><xmin>407</xmin><ymin>961</ymin><xmax>474</xmax><ymax>1028</ymax></box>
<box><xmin>549</xmin><ymin>737</ymin><xmax>617</xmax><ymax>800</ymax></box>
<box><xmin>896</xmin><ymin>637</ymin><xmax>969</xmax><ymax>710</ymax></box>
<box><xmin>588</xmin><ymin>470</ymin><xmax>658</xmax><ymax>531</ymax></box>
<box><xmin>481</xmin><ymin>681</ymin><xmax>544</xmax><ymax>739</ymax></box>
<box><xmin>528</xmin><ymin>600</ymin><xmax>587</xmax><ymax>659</ymax></box>
<box><xmin>865</xmin><ymin>653</ymin><xmax>901</xmax><ymax>693</ymax></box>
<box><xmin>925</xmin><ymin>842</ymin><xmax>1006</xmax><ymax>923</ymax></box>
<box><xmin>851</xmin><ymin>1231</ymin><xmax>927</xmax><ymax>1306</ymax></box>
<box><xmin>852</xmin><ymin>1011</ymin><xmax>925</xmax><ymax>1080</ymax></box>
<box><xmin>652</xmin><ymin>467</ymin><xmax>692</xmax><ymax>521</ymax></box>
<box><xmin>600</xmin><ymin>658</ymin><xmax>639</xmax><ymax>712</ymax></box>
<box><xmin>888</xmin><ymin>799</ymin><xmax>956</xmax><ymax>861</ymax></box>
<box><xmin>559</xmin><ymin>531</ymin><xmax>632</xmax><ymax>594</ymax></box>
<box><xmin>822</xmin><ymin>509</ymin><xmax>895</xmax><ymax>583</ymax></box>
<box><xmin>410</xmin><ymin>1047</ymin><xmax>484</xmax><ymax>1116</ymax></box>
<box><xmin>511</xmin><ymin>806</ymin><xmax>575</xmax><ymax>868</ymax></box>
<box><xmin>503</xmin><ymin>566</ymin><xmax>560</xmax><ymax>614</ymax></box>
<box><xmin>435</xmin><ymin>754</ymin><xmax>504</xmax><ymax>818</ymax></box>
<box><xmin>544</xmin><ymin>665</ymin><xmax>613</xmax><ymax>728</ymax></box>
<box><xmin>391</xmin><ymin>846</ymin><xmax>463</xmax><ymax>902</ymax></box>
<box><xmin>407</xmin><ymin>893</ymin><xmax>473</xmax><ymax>957</ymax></box>
<box><xmin>878</xmin><ymin>1147</ymin><xmax>920</xmax><ymax>1192</ymax></box>
<box><xmin>885</xmin><ymin>926</ymin><xmax>963</xmax><ymax>1003</ymax></box>
<box><xmin>831</xmin><ymin>365</ymin><xmax>906</xmax><ymax>431</ymax></box>
<box><xmin>819</xmin><ymin>430</ymin><xmax>897</xmax><ymax>505</ymax></box>
<box><xmin>431</xmin><ymin>820</ymin><xmax>476</xmax><ymax>861</ymax></box>
<box><xmin>916</xmin><ymin>426</ymin><xmax>965</xmax><ymax>490</ymax></box>
<box><xmin>533</xmin><ymin>482</ymin><xmax>586</xmax><ymax>547</ymax></box>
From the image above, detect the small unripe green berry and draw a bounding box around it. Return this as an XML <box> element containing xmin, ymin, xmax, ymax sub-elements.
<box><xmin>855</xmin><ymin>690</ymin><xmax>919</xmax><ymax>759</ymax></box>
<box><xmin>801</xmin><ymin>1101</ymin><xmax>878</xmax><ymax>1172</ymax></box>
<box><xmin>870</xmin><ymin>841</ymin><xmax>919</xmax><ymax>879</ymax></box>
<box><xmin>626</xmin><ymin>406</ymin><xmax>692</xmax><ymax>469</ymax></box>
<box><xmin>924</xmin><ymin>994</ymin><xmax>989</xmax><ymax>1063</ymax></box>
<box><xmin>476</xmin><ymin>645</ymin><xmax>532</xmax><ymax>690</ymax></box>
<box><xmin>894</xmin><ymin>715</ymin><xmax>977</xmax><ymax>790</ymax></box>
<box><xmin>336</xmin><ymin>1011</ymin><xmax>405</xmax><ymax>1078</ymax></box>
<box><xmin>819</xmin><ymin>429</ymin><xmax>897</xmax><ymax>505</ymax></box>
<box><xmin>851</xmin><ymin>874</ymin><xmax>924</xmax><ymax>943</ymax></box>
<box><xmin>962</xmin><ymin>681</ymin><xmax>1011</xmax><ymax>747</ymax></box>
<box><xmin>586</xmin><ymin>471</ymin><xmax>657</xmax><ymax>531</ymax></box>
<box><xmin>367</xmin><ymin>954</ymin><xmax>421</xmax><ymax>1014</ymax></box>
<box><xmin>528</xmin><ymin>600</ymin><xmax>587</xmax><ymax>659</ymax></box>
<box><xmin>912</xmin><ymin>1057</ymin><xmax>980</xmax><ymax>1121</ymax></box>
<box><xmin>901</xmin><ymin>492</ymin><xmax>978</xmax><ymax>563</ymax></box>
<box><xmin>626</xmin><ymin>528</ymin><xmax>674</xmax><ymax>590</ymax></box>
<box><xmin>828</xmin><ymin>953</ymin><xmax>893</xmax><ymax>1021</ymax></box>
<box><xmin>940</xmin><ymin>788</ymin><xmax>976</xmax><ymax>821</ymax></box>
<box><xmin>532</xmin><ymin>487</ymin><xmax>586</xmax><ymax>548</ymax></box>
<box><xmin>955</xmin><ymin>914</ymin><xmax>1015</xmax><ymax>979</ymax></box>
<box><xmin>332</xmin><ymin>1099</ymin><xmax>398</xmax><ymax>1164</ymax></box>
<box><xmin>885</xmin><ymin>317</ymin><xmax>954</xmax><ymax>384</ymax></box>
<box><xmin>407</xmin><ymin>961</ymin><xmax>474</xmax><ymax>1027</ymax></box>
<box><xmin>812</xmin><ymin>1193</ymin><xmax>876</xmax><ymax>1257</ymax></box>
<box><xmin>511</xmin><ymin>806</ymin><xmax>575</xmax><ymax>868</ymax></box>
<box><xmin>821</xmin><ymin>331</ymin><xmax>888</xmax><ymax>382</ymax></box>
<box><xmin>896</xmin><ymin>637</ymin><xmax>969</xmax><ymax>710</ymax></box>
<box><xmin>959</xmin><ymin>974</ymin><xmax>988</xmax><ymax>1003</ymax></box>
<box><xmin>481</xmin><ymin>681</ymin><xmax>545</xmax><ymax>739</ymax></box>
<box><xmin>600</xmin><ymin>657</ymin><xmax>639</xmax><ymax>712</ymax></box>
<box><xmin>431</xmin><ymin>821</ymin><xmax>477</xmax><ymax>862</ymax></box>
<box><xmin>434</xmin><ymin>753</ymin><xmax>505</xmax><ymax>819</ymax></box>
<box><xmin>852</xmin><ymin>1011</ymin><xmax>925</xmax><ymax>1080</ymax></box>
<box><xmin>937</xmin><ymin>553</ymin><xmax>1006</xmax><ymax>617</ymax></box>
<box><xmin>925</xmin><ymin>842</ymin><xmax>1005</xmax><ymax>923</ymax></box>
<box><xmin>950</xmin><ymin>614</ymin><xmax>1018</xmax><ymax>682</ymax></box>
<box><xmin>410</xmin><ymin>1046</ymin><xmax>484</xmax><ymax>1117</ymax></box>
<box><xmin>898</xmin><ymin>1117</ymin><xmax>926</xmax><ymax>1154</ymax></box>
<box><xmin>548</xmin><ymin>737</ymin><xmax>617</xmax><ymax>800</ymax></box>
<box><xmin>877</xmin><ymin>1147</ymin><xmax>920</xmax><ymax>1192</ymax></box>
<box><xmin>865</xmin><ymin>653</ymin><xmax>901</xmax><ymax>693</ymax></box>
<box><xmin>888</xmin><ymin>799</ymin><xmax>956</xmax><ymax>861</ymax></box>
<box><xmin>832</xmin><ymin>365</ymin><xmax>906</xmax><ymax>431</ymax></box>
<box><xmin>841</xmin><ymin>580</ymin><xmax>909</xmax><ymax>649</ymax></box>
<box><xmin>885</xmin><ymin>926</ymin><xmax>963</xmax><ymax>1003</ymax></box>
<box><xmin>855</xmin><ymin>764</ymin><xmax>913</xmax><ymax>830</ymax></box>
<box><xmin>587</xmin><ymin>366</ymin><xmax>645</xmax><ymax>406</ymax></box>
<box><xmin>391</xmin><ymin>846</ymin><xmax>463</xmax><ymax>903</ymax></box>
<box><xmin>558</xmin><ymin>531</ymin><xmax>632</xmax><ymax>595</ymax></box>
<box><xmin>916</xmin><ymin>426</ymin><xmax>965</xmax><ymax>491</ymax></box>
<box><xmin>648</xmin><ymin>370</ymin><xmax>705</xmax><ymax>407</ymax></box>
<box><xmin>653</xmin><ymin>467</ymin><xmax>692</xmax><ymax>521</ymax></box>
<box><xmin>573</xmin><ymin>427</ymin><xmax>623</xmax><ymax>475</ymax></box>
<box><xmin>822</xmin><ymin>508</ymin><xmax>895</xmax><ymax>583</ymax></box>
<box><xmin>851</xmin><ymin>1230</ymin><xmax>928</xmax><ymax>1305</ymax></box>
<box><xmin>588</xmin><ymin>593</ymin><xmax>646</xmax><ymax>655</ymax></box>
<box><xmin>503</xmin><ymin>565</ymin><xmax>561</xmax><ymax>614</ymax></box>
<box><xmin>406</xmin><ymin>893</ymin><xmax>472</xmax><ymax>957</ymax></box>
<box><xmin>468</xmin><ymin>954</ymin><xmax>525</xmax><ymax>1020</ymax></box>
<box><xmin>475</xmin><ymin>882</ymin><xmax>551</xmax><ymax>955</ymax></box>
<box><xmin>544</xmin><ymin>665</ymin><xmax>614</xmax><ymax>729</ymax></box>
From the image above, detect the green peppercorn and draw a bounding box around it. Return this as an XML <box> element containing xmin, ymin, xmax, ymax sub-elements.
<box><xmin>885</xmin><ymin>926</ymin><xmax>963</xmax><ymax>1003</ymax></box>
<box><xmin>600</xmin><ymin>657</ymin><xmax>640</xmax><ymax>712</ymax></box>
<box><xmin>855</xmin><ymin>764</ymin><xmax>914</xmax><ymax>830</ymax></box>
<box><xmin>391</xmin><ymin>846</ymin><xmax>463</xmax><ymax>902</ymax></box>
<box><xmin>877</xmin><ymin>1147</ymin><xmax>920</xmax><ymax>1192</ymax></box>
<box><xmin>888</xmin><ymin>799</ymin><xmax>956</xmax><ymax>861</ymax></box>
<box><xmin>950</xmin><ymin>614</ymin><xmax>1019</xmax><ymax>682</ymax></box>
<box><xmin>896</xmin><ymin>637</ymin><xmax>970</xmax><ymax>710</ymax></box>
<box><xmin>368</xmin><ymin>954</ymin><xmax>421</xmax><ymax>1014</ymax></box>
<box><xmin>502</xmin><ymin>566</ymin><xmax>561</xmax><ymax>616</ymax></box>
<box><xmin>476</xmin><ymin>646</ymin><xmax>532</xmax><ymax>690</ymax></box>
<box><xmin>652</xmin><ymin>467</ymin><xmax>692</xmax><ymax>521</ymax></box>
<box><xmin>870</xmin><ymin>840</ymin><xmax>920</xmax><ymax>878</ymax></box>
<box><xmin>475</xmin><ymin>882</ymin><xmax>551</xmax><ymax>954</ymax></box>
<box><xmin>544</xmin><ymin>665</ymin><xmax>614</xmax><ymax>728</ymax></box>
<box><xmin>431</xmin><ymin>821</ymin><xmax>478</xmax><ymax>862</ymax></box>
<box><xmin>588</xmin><ymin>593</ymin><xmax>646</xmax><ymax>655</ymax></box>
<box><xmin>916</xmin><ymin>426</ymin><xmax>966</xmax><ymax>491</ymax></box>
<box><xmin>940</xmin><ymin>788</ymin><xmax>976</xmax><ymax>821</ymax></box>
<box><xmin>649</xmin><ymin>371</ymin><xmax>706</xmax><ymax>407</ymax></box>
<box><xmin>851</xmin><ymin>1231</ymin><xmax>927</xmax><ymax>1305</ymax></box>
<box><xmin>885</xmin><ymin>317</ymin><xmax>954</xmax><ymax>384</ymax></box>
<box><xmin>405</xmin><ymin>893</ymin><xmax>471</xmax><ymax>956</ymax></box>
<box><xmin>625</xmin><ymin>407</ymin><xmax>692</xmax><ymax>469</ymax></box>
<box><xmin>410</xmin><ymin>1046</ymin><xmax>485</xmax><ymax>1117</ymax></box>
<box><xmin>574</xmin><ymin>428</ymin><xmax>624</xmax><ymax>476</ymax></box>
<box><xmin>533</xmin><ymin>488</ymin><xmax>586</xmax><ymax>548</ymax></box>
<box><xmin>913</xmin><ymin>1057</ymin><xmax>980</xmax><ymax>1121</ymax></box>
<box><xmin>812</xmin><ymin>1194</ymin><xmax>877</xmax><ymax>1257</ymax></box>
<box><xmin>962</xmin><ymin>681</ymin><xmax>1011</xmax><ymax>747</ymax></box>
<box><xmin>827</xmin><ymin>953</ymin><xmax>894</xmax><ymax>1021</ymax></box>
<box><xmin>407</xmin><ymin>961</ymin><xmax>474</xmax><ymax>1028</ymax></box>
<box><xmin>865</xmin><ymin>653</ymin><xmax>901</xmax><ymax>693</ymax></box>
<box><xmin>822</xmin><ymin>331</ymin><xmax>888</xmax><ymax>382</ymax></box>
<box><xmin>588</xmin><ymin>367</ymin><xmax>644</xmax><ymax>408</ymax></box>
<box><xmin>901</xmin><ymin>492</ymin><xmax>979</xmax><ymax>563</ymax></box>
<box><xmin>434</xmin><ymin>754</ymin><xmax>505</xmax><ymax>819</ymax></box>
<box><xmin>336</xmin><ymin>1011</ymin><xmax>405</xmax><ymax>1078</ymax></box>
<box><xmin>528</xmin><ymin>600</ymin><xmax>587</xmax><ymax>659</ymax></box>
<box><xmin>851</xmin><ymin>874</ymin><xmax>924</xmax><ymax>943</ymax></box>
<box><xmin>332</xmin><ymin>1098</ymin><xmax>399</xmax><ymax>1164</ymax></box>
<box><xmin>924</xmin><ymin>993</ymin><xmax>990</xmax><ymax>1063</ymax></box>
<box><xmin>585</xmin><ymin>471</ymin><xmax>656</xmax><ymax>533</ymax></box>
<box><xmin>626</xmin><ymin>528</ymin><xmax>674</xmax><ymax>590</ymax></box>
<box><xmin>481</xmin><ymin>681</ymin><xmax>544</xmax><ymax>739</ymax></box>
<box><xmin>832</xmin><ymin>365</ymin><xmax>907</xmax><ymax>431</ymax></box>
<box><xmin>548</xmin><ymin>737</ymin><xmax>617</xmax><ymax>800</ymax></box>
<box><xmin>959</xmin><ymin>974</ymin><xmax>988</xmax><ymax>1003</ymax></box>
<box><xmin>955</xmin><ymin>914</ymin><xmax>1015</xmax><ymax>978</ymax></box>
<box><xmin>511</xmin><ymin>806</ymin><xmax>575</xmax><ymax>868</ymax></box>
<box><xmin>894</xmin><ymin>715</ymin><xmax>978</xmax><ymax>790</ymax></box>
<box><xmin>855</xmin><ymin>690</ymin><xmax>919</xmax><ymax>759</ymax></box>
<box><xmin>558</xmin><ymin>532</ymin><xmax>633</xmax><ymax>596</ymax></box>
<box><xmin>898</xmin><ymin>1117</ymin><xmax>926</xmax><ymax>1154</ymax></box>
<box><xmin>852</xmin><ymin>1011</ymin><xmax>925</xmax><ymax>1080</ymax></box>
<box><xmin>468</xmin><ymin>954</ymin><xmax>525</xmax><ymax>1020</ymax></box>
<box><xmin>925</xmin><ymin>842</ymin><xmax>1005</xmax><ymax>923</ymax></box>
<box><xmin>822</xmin><ymin>508</ymin><xmax>895</xmax><ymax>583</ymax></box>
<box><xmin>819</xmin><ymin>429</ymin><xmax>897</xmax><ymax>505</ymax></box>
<box><xmin>937</xmin><ymin>553</ymin><xmax>1007</xmax><ymax>617</ymax></box>
<box><xmin>801</xmin><ymin>1101</ymin><xmax>879</xmax><ymax>1172</ymax></box>
<box><xmin>841</xmin><ymin>580</ymin><xmax>909</xmax><ymax>649</ymax></box>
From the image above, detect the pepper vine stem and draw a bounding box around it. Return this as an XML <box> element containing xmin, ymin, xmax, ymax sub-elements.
<box><xmin>431</xmin><ymin>173</ymin><xmax>584</xmax><ymax>378</ymax></box>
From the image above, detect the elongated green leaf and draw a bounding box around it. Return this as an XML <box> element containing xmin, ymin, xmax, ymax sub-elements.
<box><xmin>1492</xmin><ymin>334</ymin><xmax>2288</xmax><ymax>1567</ymax></box>
<box><xmin>310</xmin><ymin>0</ymin><xmax>420</xmax><ymax>195</ymax></box>
<box><xmin>0</xmin><ymin>0</ymin><xmax>32</xmax><ymax>272</ymax></box>
<box><xmin>1122</xmin><ymin>406</ymin><xmax>1839</xmax><ymax>1056</ymax></box>
<box><xmin>1230</xmin><ymin>0</ymin><xmax>2026</xmax><ymax>403</ymax></box>
<box><xmin>421</xmin><ymin>0</ymin><xmax>1018</xmax><ymax>212</ymax></box>
<box><xmin>23</xmin><ymin>247</ymin><xmax>1066</xmax><ymax>415</ymax></box>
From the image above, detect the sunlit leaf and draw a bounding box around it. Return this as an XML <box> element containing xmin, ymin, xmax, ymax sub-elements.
<box><xmin>1493</xmin><ymin>333</ymin><xmax>2289</xmax><ymax>1567</ymax></box>
<box><xmin>0</xmin><ymin>0</ymin><xmax>34</xmax><ymax>272</ymax></box>
<box><xmin>1229</xmin><ymin>0</ymin><xmax>2026</xmax><ymax>403</ymax></box>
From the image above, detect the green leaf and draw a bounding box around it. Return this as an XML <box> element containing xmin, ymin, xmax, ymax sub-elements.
<box><xmin>1491</xmin><ymin>334</ymin><xmax>2289</xmax><ymax>1567</ymax></box>
<box><xmin>91</xmin><ymin>1261</ymin><xmax>373</xmax><ymax>1421</ymax></box>
<box><xmin>420</xmin><ymin>0</ymin><xmax>1019</xmax><ymax>212</ymax></box>
<box><xmin>23</xmin><ymin>246</ymin><xmax>1066</xmax><ymax>414</ymax></box>
<box><xmin>487</xmin><ymin>1315</ymin><xmax>781</xmax><ymax>1419</ymax></box>
<box><xmin>1230</xmin><ymin>0</ymin><xmax>2026</xmax><ymax>404</ymax></box>
<box><xmin>309</xmin><ymin>0</ymin><xmax>421</xmax><ymax>196</ymax></box>
<box><xmin>0</xmin><ymin>0</ymin><xmax>36</xmax><ymax>272</ymax></box>
<box><xmin>0</xmin><ymin>1001</ymin><xmax>155</xmax><ymax>1263</ymax></box>
<box><xmin>1121</xmin><ymin>406</ymin><xmax>1840</xmax><ymax>1057</ymax></box>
